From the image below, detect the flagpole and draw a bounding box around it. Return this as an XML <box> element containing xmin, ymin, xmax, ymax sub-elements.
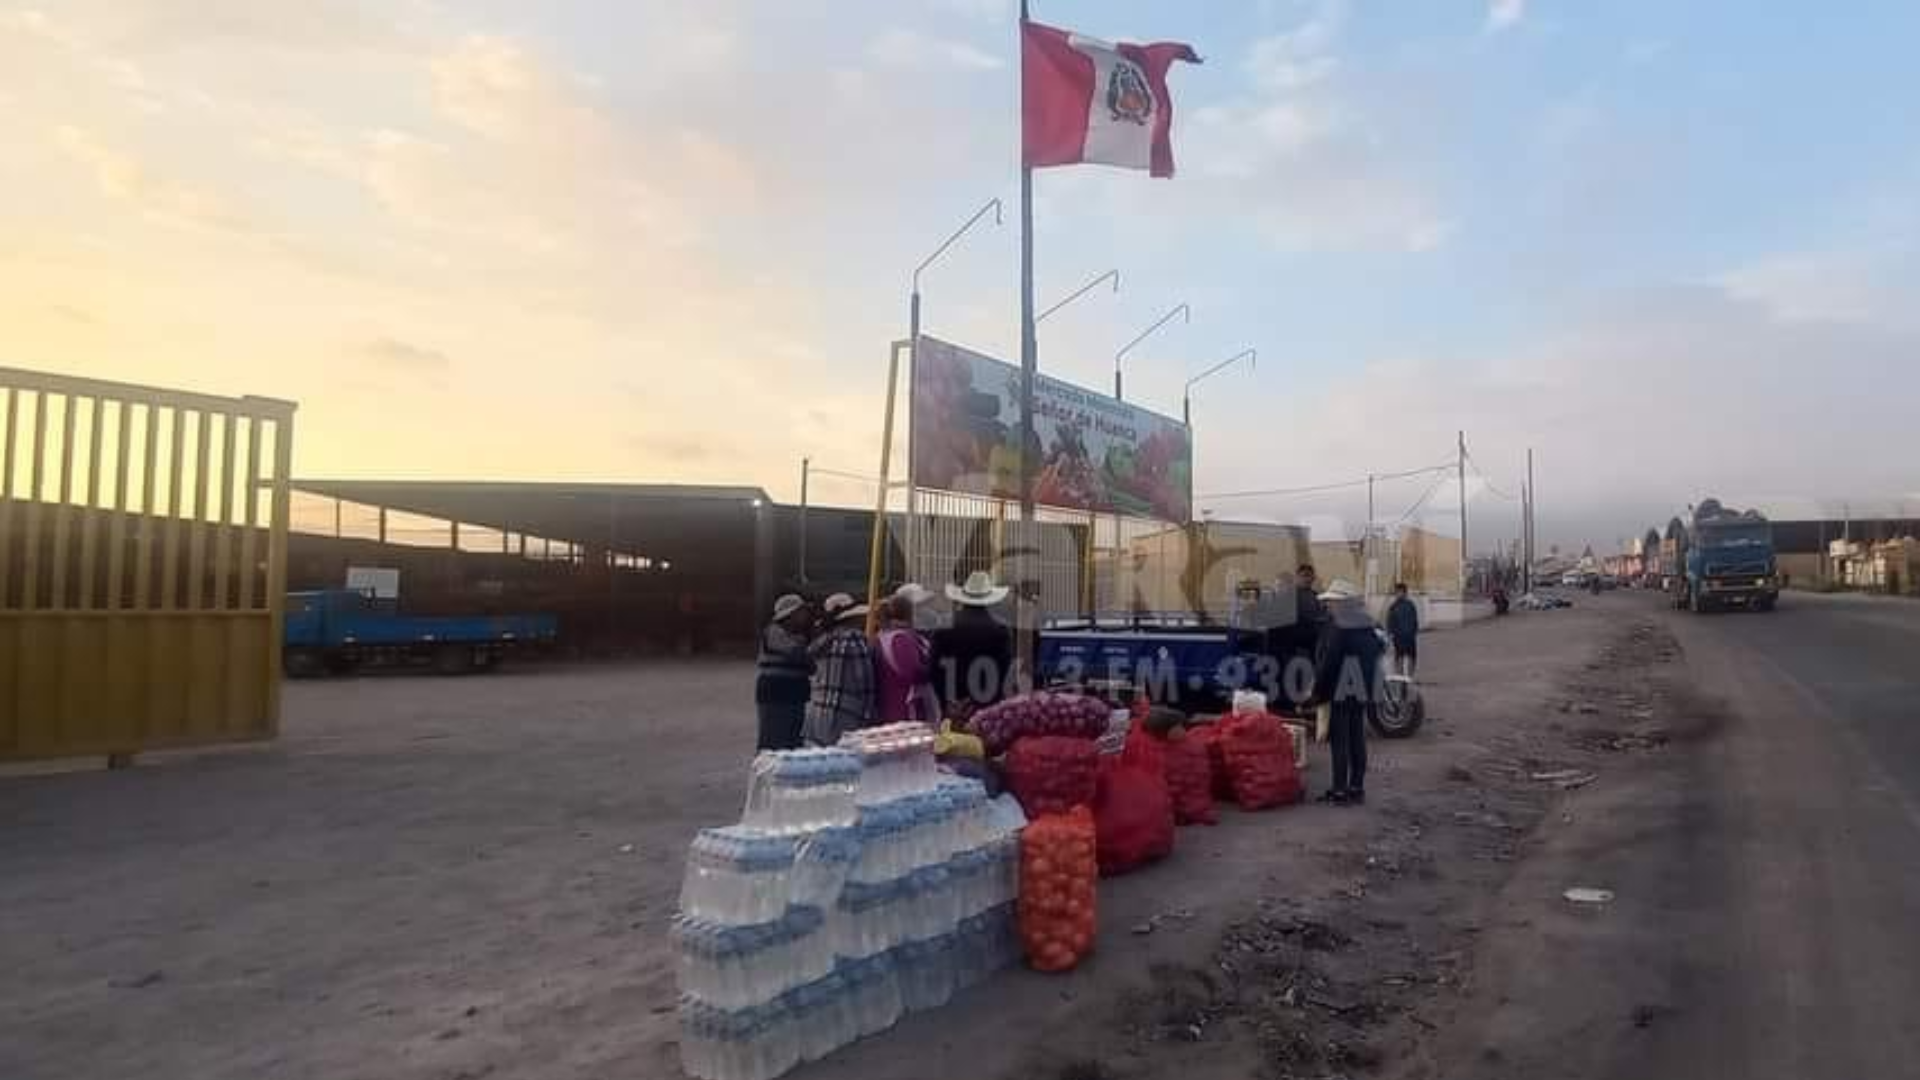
<box><xmin>1016</xmin><ymin>0</ymin><xmax>1039</xmax><ymax>687</ymax></box>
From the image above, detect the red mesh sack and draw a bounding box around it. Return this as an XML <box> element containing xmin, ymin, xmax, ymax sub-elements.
<box><xmin>1019</xmin><ymin>807</ymin><xmax>1098</xmax><ymax>973</ymax></box>
<box><xmin>1005</xmin><ymin>736</ymin><xmax>1099</xmax><ymax>818</ymax></box>
<box><xmin>1188</xmin><ymin>719</ymin><xmax>1236</xmax><ymax>801</ymax></box>
<box><xmin>1093</xmin><ymin>759</ymin><xmax>1175</xmax><ymax>876</ymax></box>
<box><xmin>1160</xmin><ymin>729</ymin><xmax>1218</xmax><ymax>825</ymax></box>
<box><xmin>1219</xmin><ymin>712</ymin><xmax>1302</xmax><ymax>810</ymax></box>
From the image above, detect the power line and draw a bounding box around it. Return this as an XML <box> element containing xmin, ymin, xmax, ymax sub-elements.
<box><xmin>1200</xmin><ymin>461</ymin><xmax>1454</xmax><ymax>502</ymax></box>
<box><xmin>1462</xmin><ymin>447</ymin><xmax>1521</xmax><ymax>502</ymax></box>
<box><xmin>1391</xmin><ymin>471</ymin><xmax>1453</xmax><ymax>527</ymax></box>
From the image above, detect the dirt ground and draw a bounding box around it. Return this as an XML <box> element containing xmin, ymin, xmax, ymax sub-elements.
<box><xmin>1</xmin><ymin>600</ymin><xmax>1657</xmax><ymax>1080</ymax></box>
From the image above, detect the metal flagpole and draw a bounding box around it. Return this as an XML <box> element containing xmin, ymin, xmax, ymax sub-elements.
<box><xmin>1016</xmin><ymin>0</ymin><xmax>1039</xmax><ymax>685</ymax></box>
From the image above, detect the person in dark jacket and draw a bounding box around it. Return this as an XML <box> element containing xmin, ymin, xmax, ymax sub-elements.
<box><xmin>931</xmin><ymin>572</ymin><xmax>1014</xmax><ymax>716</ymax></box>
<box><xmin>1269</xmin><ymin>564</ymin><xmax>1329</xmax><ymax>710</ymax></box>
<box><xmin>755</xmin><ymin>594</ymin><xmax>814</xmax><ymax>750</ymax></box>
<box><xmin>1385</xmin><ymin>582</ymin><xmax>1420</xmax><ymax>679</ymax></box>
<box><xmin>1313</xmin><ymin>579</ymin><xmax>1384</xmax><ymax>806</ymax></box>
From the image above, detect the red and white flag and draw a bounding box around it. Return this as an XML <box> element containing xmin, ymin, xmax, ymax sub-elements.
<box><xmin>1022</xmin><ymin>21</ymin><xmax>1200</xmax><ymax>178</ymax></box>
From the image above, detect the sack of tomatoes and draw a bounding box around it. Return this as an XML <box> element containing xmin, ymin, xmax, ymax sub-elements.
<box><xmin>1018</xmin><ymin>807</ymin><xmax>1098</xmax><ymax>973</ymax></box>
<box><xmin>1005</xmin><ymin>735</ymin><xmax>1099</xmax><ymax>819</ymax></box>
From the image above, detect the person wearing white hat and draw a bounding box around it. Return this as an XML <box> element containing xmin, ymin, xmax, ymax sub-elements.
<box><xmin>755</xmin><ymin>594</ymin><xmax>814</xmax><ymax>750</ymax></box>
<box><xmin>1311</xmin><ymin>578</ymin><xmax>1384</xmax><ymax>805</ymax></box>
<box><xmin>932</xmin><ymin>572</ymin><xmax>1015</xmax><ymax>714</ymax></box>
<box><xmin>802</xmin><ymin>593</ymin><xmax>877</xmax><ymax>746</ymax></box>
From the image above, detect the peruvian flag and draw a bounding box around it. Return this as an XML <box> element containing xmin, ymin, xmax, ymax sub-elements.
<box><xmin>1022</xmin><ymin>21</ymin><xmax>1200</xmax><ymax>178</ymax></box>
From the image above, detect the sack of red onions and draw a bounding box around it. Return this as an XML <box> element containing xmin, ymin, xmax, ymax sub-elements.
<box><xmin>970</xmin><ymin>691</ymin><xmax>1111</xmax><ymax>756</ymax></box>
<box><xmin>1005</xmin><ymin>736</ymin><xmax>1099</xmax><ymax>818</ymax></box>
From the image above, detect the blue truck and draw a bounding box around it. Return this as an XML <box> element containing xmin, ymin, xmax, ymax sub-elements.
<box><xmin>1669</xmin><ymin>499</ymin><xmax>1780</xmax><ymax>613</ymax></box>
<box><xmin>284</xmin><ymin>589</ymin><xmax>559</xmax><ymax>676</ymax></box>
<box><xmin>1036</xmin><ymin>613</ymin><xmax>1424</xmax><ymax>737</ymax></box>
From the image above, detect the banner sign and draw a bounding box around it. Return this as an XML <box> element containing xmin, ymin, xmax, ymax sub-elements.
<box><xmin>911</xmin><ymin>336</ymin><xmax>1193</xmax><ymax>522</ymax></box>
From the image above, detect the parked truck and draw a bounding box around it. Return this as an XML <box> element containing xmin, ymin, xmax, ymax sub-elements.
<box><xmin>284</xmin><ymin>589</ymin><xmax>559</xmax><ymax>676</ymax></box>
<box><xmin>1667</xmin><ymin>499</ymin><xmax>1779</xmax><ymax>613</ymax></box>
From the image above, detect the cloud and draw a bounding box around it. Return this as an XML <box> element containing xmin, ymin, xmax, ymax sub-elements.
<box><xmin>1197</xmin><ymin>275</ymin><xmax>1920</xmax><ymax>548</ymax></box>
<box><xmin>1486</xmin><ymin>0</ymin><xmax>1527</xmax><ymax>32</ymax></box>
<box><xmin>360</xmin><ymin>336</ymin><xmax>450</xmax><ymax>373</ymax></box>
<box><xmin>867</xmin><ymin>27</ymin><xmax>1003</xmax><ymax>71</ymax></box>
<box><xmin>91</xmin><ymin>0</ymin><xmax>409</xmax><ymax>53</ymax></box>
<box><xmin>630</xmin><ymin>433</ymin><xmax>712</xmax><ymax>465</ymax></box>
<box><xmin>1185</xmin><ymin>98</ymin><xmax>1451</xmax><ymax>253</ymax></box>
<box><xmin>1719</xmin><ymin>247</ymin><xmax>1919</xmax><ymax>326</ymax></box>
<box><xmin>1245</xmin><ymin>0</ymin><xmax>1346</xmax><ymax>90</ymax></box>
<box><xmin>929</xmin><ymin>0</ymin><xmax>1013</xmax><ymax>23</ymax></box>
<box><xmin>1165</xmin><ymin>1</ymin><xmax>1451</xmax><ymax>255</ymax></box>
<box><xmin>50</xmin><ymin>124</ymin><xmax>251</xmax><ymax>232</ymax></box>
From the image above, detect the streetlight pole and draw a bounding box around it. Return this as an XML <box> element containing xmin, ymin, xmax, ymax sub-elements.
<box><xmin>907</xmin><ymin>196</ymin><xmax>1004</xmax><ymax>587</ymax></box>
<box><xmin>1113</xmin><ymin>302</ymin><xmax>1191</xmax><ymax>402</ymax></box>
<box><xmin>1035</xmin><ymin>269</ymin><xmax>1119</xmax><ymax>325</ymax></box>
<box><xmin>1183</xmin><ymin>348</ymin><xmax>1256</xmax><ymax>426</ymax></box>
<box><xmin>798</xmin><ymin>457</ymin><xmax>810</xmax><ymax>586</ymax></box>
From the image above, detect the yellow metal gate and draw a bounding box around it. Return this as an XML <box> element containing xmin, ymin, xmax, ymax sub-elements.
<box><xmin>0</xmin><ymin>367</ymin><xmax>295</xmax><ymax>763</ymax></box>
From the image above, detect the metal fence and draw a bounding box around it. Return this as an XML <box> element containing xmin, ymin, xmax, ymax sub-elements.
<box><xmin>895</xmin><ymin>487</ymin><xmax>1312</xmax><ymax>622</ymax></box>
<box><xmin>0</xmin><ymin>367</ymin><xmax>295</xmax><ymax>763</ymax></box>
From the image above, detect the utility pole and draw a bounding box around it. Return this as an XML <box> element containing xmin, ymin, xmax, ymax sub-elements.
<box><xmin>1457</xmin><ymin>431</ymin><xmax>1468</xmax><ymax>597</ymax></box>
<box><xmin>1366</xmin><ymin>473</ymin><xmax>1376</xmax><ymax>597</ymax></box>
<box><xmin>1525</xmin><ymin>447</ymin><xmax>1536</xmax><ymax>593</ymax></box>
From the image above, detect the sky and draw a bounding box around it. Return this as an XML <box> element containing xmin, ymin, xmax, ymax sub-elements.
<box><xmin>4</xmin><ymin>0</ymin><xmax>1918</xmax><ymax>554</ymax></box>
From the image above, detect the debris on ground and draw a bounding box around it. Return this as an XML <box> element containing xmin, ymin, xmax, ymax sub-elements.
<box><xmin>1563</xmin><ymin>887</ymin><xmax>1616</xmax><ymax>905</ymax></box>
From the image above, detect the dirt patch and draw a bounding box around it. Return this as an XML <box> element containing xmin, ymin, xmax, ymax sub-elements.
<box><xmin>1001</xmin><ymin>615</ymin><xmax>1689</xmax><ymax>1080</ymax></box>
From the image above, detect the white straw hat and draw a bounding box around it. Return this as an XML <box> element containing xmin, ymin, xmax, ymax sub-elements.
<box><xmin>771</xmin><ymin>593</ymin><xmax>806</xmax><ymax>621</ymax></box>
<box><xmin>944</xmin><ymin>571</ymin><xmax>1010</xmax><ymax>607</ymax></box>
<box><xmin>1316</xmin><ymin>579</ymin><xmax>1361</xmax><ymax>601</ymax></box>
<box><xmin>821</xmin><ymin>592</ymin><xmax>870</xmax><ymax>622</ymax></box>
<box><xmin>892</xmin><ymin>583</ymin><xmax>936</xmax><ymax>606</ymax></box>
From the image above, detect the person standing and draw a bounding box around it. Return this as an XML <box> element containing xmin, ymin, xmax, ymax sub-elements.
<box><xmin>1313</xmin><ymin>579</ymin><xmax>1384</xmax><ymax>806</ymax></box>
<box><xmin>1385</xmin><ymin>582</ymin><xmax>1420</xmax><ymax>679</ymax></box>
<box><xmin>803</xmin><ymin>593</ymin><xmax>877</xmax><ymax>747</ymax></box>
<box><xmin>1278</xmin><ymin>564</ymin><xmax>1328</xmax><ymax>710</ymax></box>
<box><xmin>932</xmin><ymin>572</ymin><xmax>1014</xmax><ymax>716</ymax></box>
<box><xmin>875</xmin><ymin>584</ymin><xmax>940</xmax><ymax>724</ymax></box>
<box><xmin>755</xmin><ymin>594</ymin><xmax>815</xmax><ymax>750</ymax></box>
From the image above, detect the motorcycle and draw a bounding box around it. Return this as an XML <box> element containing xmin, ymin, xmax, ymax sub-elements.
<box><xmin>1370</xmin><ymin>626</ymin><xmax>1425</xmax><ymax>738</ymax></box>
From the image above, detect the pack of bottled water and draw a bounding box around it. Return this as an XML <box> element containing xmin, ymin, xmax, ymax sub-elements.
<box><xmin>676</xmin><ymin>741</ymin><xmax>1024</xmax><ymax>1080</ymax></box>
<box><xmin>741</xmin><ymin>748</ymin><xmax>862</xmax><ymax>834</ymax></box>
<box><xmin>840</xmin><ymin>722</ymin><xmax>938</xmax><ymax>804</ymax></box>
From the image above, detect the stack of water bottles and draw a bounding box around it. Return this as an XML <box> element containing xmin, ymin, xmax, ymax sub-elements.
<box><xmin>675</xmin><ymin>725</ymin><xmax>1022</xmax><ymax>1080</ymax></box>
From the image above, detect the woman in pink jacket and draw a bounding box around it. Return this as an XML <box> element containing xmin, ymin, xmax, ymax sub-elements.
<box><xmin>874</xmin><ymin>584</ymin><xmax>940</xmax><ymax>724</ymax></box>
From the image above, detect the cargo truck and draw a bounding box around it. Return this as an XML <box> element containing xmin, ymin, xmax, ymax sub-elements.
<box><xmin>284</xmin><ymin>589</ymin><xmax>559</xmax><ymax>676</ymax></box>
<box><xmin>1667</xmin><ymin>499</ymin><xmax>1779</xmax><ymax>613</ymax></box>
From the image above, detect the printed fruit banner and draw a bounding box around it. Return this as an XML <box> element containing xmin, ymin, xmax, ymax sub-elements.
<box><xmin>911</xmin><ymin>336</ymin><xmax>1193</xmax><ymax>522</ymax></box>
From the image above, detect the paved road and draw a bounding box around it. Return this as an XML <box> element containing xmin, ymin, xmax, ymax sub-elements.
<box><xmin>1434</xmin><ymin>590</ymin><xmax>1920</xmax><ymax>1080</ymax></box>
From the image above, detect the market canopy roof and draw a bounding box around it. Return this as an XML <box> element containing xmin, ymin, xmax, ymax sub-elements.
<box><xmin>290</xmin><ymin>479</ymin><xmax>772</xmax><ymax>562</ymax></box>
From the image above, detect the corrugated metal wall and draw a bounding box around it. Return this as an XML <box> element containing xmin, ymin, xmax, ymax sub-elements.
<box><xmin>0</xmin><ymin>368</ymin><xmax>295</xmax><ymax>763</ymax></box>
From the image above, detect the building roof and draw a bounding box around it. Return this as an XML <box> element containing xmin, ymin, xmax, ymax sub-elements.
<box><xmin>291</xmin><ymin>479</ymin><xmax>772</xmax><ymax>562</ymax></box>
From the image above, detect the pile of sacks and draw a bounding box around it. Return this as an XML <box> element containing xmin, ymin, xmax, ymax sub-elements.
<box><xmin>673</xmin><ymin>725</ymin><xmax>1022</xmax><ymax>1080</ymax></box>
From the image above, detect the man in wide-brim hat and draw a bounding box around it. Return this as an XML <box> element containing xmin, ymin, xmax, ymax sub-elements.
<box><xmin>1311</xmin><ymin>579</ymin><xmax>1384</xmax><ymax>806</ymax></box>
<box><xmin>932</xmin><ymin>572</ymin><xmax>1014</xmax><ymax>714</ymax></box>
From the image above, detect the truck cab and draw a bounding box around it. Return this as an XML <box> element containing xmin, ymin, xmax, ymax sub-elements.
<box><xmin>1677</xmin><ymin>503</ymin><xmax>1779</xmax><ymax>612</ymax></box>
